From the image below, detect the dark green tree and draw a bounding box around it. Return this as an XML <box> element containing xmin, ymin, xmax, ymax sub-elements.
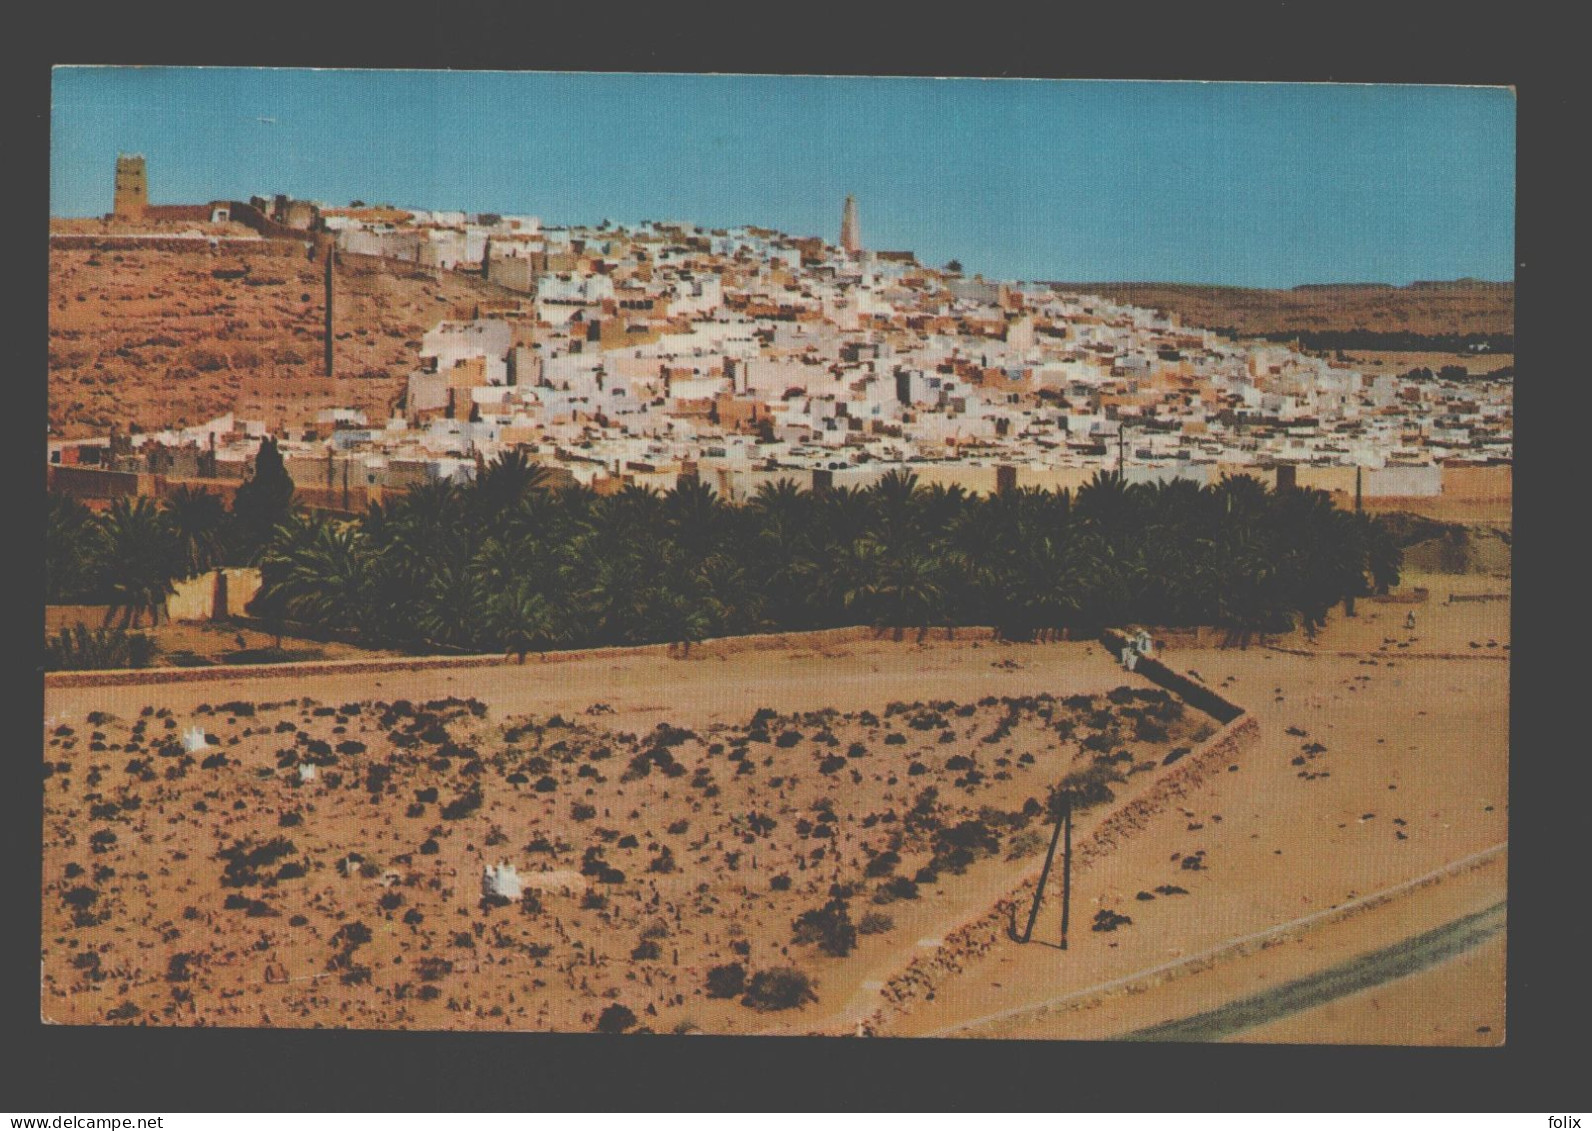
<box><xmin>230</xmin><ymin>437</ymin><xmax>296</xmax><ymax>563</ymax></box>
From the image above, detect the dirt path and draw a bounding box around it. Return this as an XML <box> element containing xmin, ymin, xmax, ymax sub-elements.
<box><xmin>1119</xmin><ymin>900</ymin><xmax>1505</xmax><ymax>1042</ymax></box>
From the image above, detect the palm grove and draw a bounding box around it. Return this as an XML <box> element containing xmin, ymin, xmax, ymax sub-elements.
<box><xmin>47</xmin><ymin>438</ymin><xmax>1401</xmax><ymax>664</ymax></box>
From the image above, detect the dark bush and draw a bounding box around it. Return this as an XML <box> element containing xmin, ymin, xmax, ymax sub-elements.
<box><xmin>596</xmin><ymin>1003</ymin><xmax>637</xmax><ymax>1033</ymax></box>
<box><xmin>791</xmin><ymin>898</ymin><xmax>856</xmax><ymax>957</ymax></box>
<box><xmin>864</xmin><ymin>850</ymin><xmax>900</xmax><ymax>878</ymax></box>
<box><xmin>858</xmin><ymin>912</ymin><xmax>893</xmax><ymax>935</ymax></box>
<box><xmin>741</xmin><ymin>968</ymin><xmax>817</xmax><ymax>1012</ymax></box>
<box><xmin>705</xmin><ymin>962</ymin><xmax>747</xmax><ymax>999</ymax></box>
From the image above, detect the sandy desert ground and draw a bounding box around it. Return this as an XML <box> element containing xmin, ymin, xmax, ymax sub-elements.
<box><xmin>43</xmin><ymin>631</ymin><xmax>1218</xmax><ymax>1033</ymax></box>
<box><xmin>41</xmin><ymin>571</ymin><xmax>1508</xmax><ymax>1042</ymax></box>
<box><xmin>877</xmin><ymin>570</ymin><xmax>1508</xmax><ymax>1044</ymax></box>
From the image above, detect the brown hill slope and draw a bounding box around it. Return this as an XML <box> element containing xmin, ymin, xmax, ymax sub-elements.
<box><xmin>1047</xmin><ymin>281</ymin><xmax>1514</xmax><ymax>339</ymax></box>
<box><xmin>49</xmin><ymin>245</ymin><xmax>522</xmax><ymax>438</ymax></box>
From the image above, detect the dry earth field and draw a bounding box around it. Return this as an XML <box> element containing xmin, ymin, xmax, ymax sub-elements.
<box><xmin>42</xmin><ymin>574</ymin><xmax>1508</xmax><ymax>1042</ymax></box>
<box><xmin>42</xmin><ymin>632</ymin><xmax>1212</xmax><ymax>1033</ymax></box>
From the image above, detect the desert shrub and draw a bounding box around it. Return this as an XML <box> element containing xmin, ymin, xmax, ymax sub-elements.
<box><xmin>705</xmin><ymin>963</ymin><xmax>747</xmax><ymax>999</ymax></box>
<box><xmin>1052</xmin><ymin>765</ymin><xmax>1123</xmax><ymax>812</ymax></box>
<box><xmin>62</xmin><ymin>885</ymin><xmax>99</xmax><ymax>910</ymax></box>
<box><xmin>857</xmin><ymin>912</ymin><xmax>894</xmax><ymax>936</ymax></box>
<box><xmin>1133</xmin><ymin>717</ymin><xmax>1168</xmax><ymax>742</ymax></box>
<box><xmin>631</xmin><ymin>939</ymin><xmax>661</xmax><ymax>961</ymax></box>
<box><xmin>791</xmin><ymin>898</ymin><xmax>856</xmax><ymax>957</ymax></box>
<box><xmin>1006</xmin><ymin>828</ymin><xmax>1046</xmax><ymax>859</ymax></box>
<box><xmin>596</xmin><ymin>1003</ymin><xmax>637</xmax><ymax>1033</ymax></box>
<box><xmin>741</xmin><ymin>968</ymin><xmax>817</xmax><ymax>1012</ymax></box>
<box><xmin>440</xmin><ymin>788</ymin><xmax>482</xmax><ymax>819</ymax></box>
<box><xmin>45</xmin><ymin>626</ymin><xmax>157</xmax><ymax>672</ymax></box>
<box><xmin>930</xmin><ymin>819</ymin><xmax>1002</xmax><ymax>875</ymax></box>
<box><xmin>416</xmin><ymin>956</ymin><xmax>453</xmax><ymax>981</ymax></box>
<box><xmin>872</xmin><ymin>875</ymin><xmax>919</xmax><ymax>903</ymax></box>
<box><xmin>769</xmin><ymin>873</ymin><xmax>792</xmax><ymax>892</ymax></box>
<box><xmin>864</xmin><ymin>850</ymin><xmax>900</xmax><ymax>878</ymax></box>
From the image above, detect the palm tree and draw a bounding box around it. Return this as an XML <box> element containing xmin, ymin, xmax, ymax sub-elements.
<box><xmin>873</xmin><ymin>549</ymin><xmax>947</xmax><ymax>641</ymax></box>
<box><xmin>467</xmin><ymin>449</ymin><xmax>552</xmax><ymax>519</ymax></box>
<box><xmin>254</xmin><ymin>516</ymin><xmax>371</xmax><ymax>635</ymax></box>
<box><xmin>162</xmin><ymin>485</ymin><xmax>230</xmax><ymax>578</ymax></box>
<box><xmin>416</xmin><ymin>559</ymin><xmax>488</xmax><ymax>650</ymax></box>
<box><xmin>99</xmin><ymin>497</ymin><xmax>179</xmax><ymax>628</ymax></box>
<box><xmin>484</xmin><ymin>579</ymin><xmax>566</xmax><ymax>662</ymax></box>
<box><xmin>46</xmin><ymin>493</ymin><xmax>108</xmax><ymax>604</ymax></box>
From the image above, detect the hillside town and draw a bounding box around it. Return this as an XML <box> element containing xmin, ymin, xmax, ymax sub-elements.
<box><xmin>49</xmin><ymin>176</ymin><xmax>1513</xmax><ymax>509</ymax></box>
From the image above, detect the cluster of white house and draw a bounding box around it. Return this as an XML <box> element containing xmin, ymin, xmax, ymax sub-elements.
<box><xmin>59</xmin><ymin>210</ymin><xmax>1512</xmax><ymax>505</ymax></box>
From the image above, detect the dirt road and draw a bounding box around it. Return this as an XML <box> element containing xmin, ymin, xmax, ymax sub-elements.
<box><xmin>1119</xmin><ymin>900</ymin><xmax>1506</xmax><ymax>1042</ymax></box>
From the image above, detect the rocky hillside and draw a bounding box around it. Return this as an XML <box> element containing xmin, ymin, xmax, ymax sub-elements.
<box><xmin>49</xmin><ymin>244</ymin><xmax>522</xmax><ymax>438</ymax></box>
<box><xmin>1047</xmin><ymin>280</ymin><xmax>1514</xmax><ymax>341</ymax></box>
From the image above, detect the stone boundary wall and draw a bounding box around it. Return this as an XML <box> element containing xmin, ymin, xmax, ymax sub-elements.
<box><xmin>1447</xmin><ymin>592</ymin><xmax>1509</xmax><ymax>604</ymax></box>
<box><xmin>839</xmin><ymin>710</ymin><xmax>1261</xmax><ymax>1036</ymax></box>
<box><xmin>42</xmin><ymin>625</ymin><xmax>1002</xmax><ymax>689</ymax></box>
<box><xmin>49</xmin><ymin>235</ymin><xmax>307</xmax><ymax>256</ymax></box>
<box><xmin>1261</xmin><ymin>644</ymin><xmax>1508</xmax><ymax>662</ymax></box>
<box><xmin>1368</xmin><ymin>587</ymin><xmax>1430</xmax><ymax>604</ymax></box>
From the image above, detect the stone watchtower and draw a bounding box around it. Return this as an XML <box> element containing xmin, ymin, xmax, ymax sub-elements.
<box><xmin>113</xmin><ymin>154</ymin><xmax>148</xmax><ymax>221</ymax></box>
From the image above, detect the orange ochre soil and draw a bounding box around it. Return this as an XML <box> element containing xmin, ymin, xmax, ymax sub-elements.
<box><xmin>42</xmin><ymin>573</ymin><xmax>1507</xmax><ymax>1042</ymax></box>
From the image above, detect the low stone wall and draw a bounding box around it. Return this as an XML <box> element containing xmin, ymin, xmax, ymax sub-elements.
<box><xmin>49</xmin><ymin>234</ymin><xmax>306</xmax><ymax>256</ymax></box>
<box><xmin>42</xmin><ymin>625</ymin><xmax>1002</xmax><ymax>689</ymax></box>
<box><xmin>1367</xmin><ymin>587</ymin><xmax>1430</xmax><ymax>604</ymax></box>
<box><xmin>1261</xmin><ymin>644</ymin><xmax>1507</xmax><ymax>662</ymax></box>
<box><xmin>842</xmin><ymin>710</ymin><xmax>1261</xmax><ymax>1036</ymax></box>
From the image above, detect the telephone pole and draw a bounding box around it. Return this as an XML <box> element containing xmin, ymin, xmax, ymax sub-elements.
<box><xmin>1016</xmin><ymin>799</ymin><xmax>1067</xmax><ymax>943</ymax></box>
<box><xmin>1059</xmin><ymin>791</ymin><xmax>1073</xmax><ymax>949</ymax></box>
<box><xmin>1116</xmin><ymin>423</ymin><xmax>1128</xmax><ymax>478</ymax></box>
<box><xmin>323</xmin><ymin>242</ymin><xmax>336</xmax><ymax>379</ymax></box>
<box><xmin>1013</xmin><ymin>788</ymin><xmax>1075</xmax><ymax>949</ymax></box>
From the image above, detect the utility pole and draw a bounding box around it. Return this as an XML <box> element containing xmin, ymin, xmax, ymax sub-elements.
<box><xmin>1116</xmin><ymin>424</ymin><xmax>1128</xmax><ymax>478</ymax></box>
<box><xmin>1015</xmin><ymin>799</ymin><xmax>1067</xmax><ymax>943</ymax></box>
<box><xmin>323</xmin><ymin>241</ymin><xmax>336</xmax><ymax>379</ymax></box>
<box><xmin>1059</xmin><ymin>791</ymin><xmax>1073</xmax><ymax>949</ymax></box>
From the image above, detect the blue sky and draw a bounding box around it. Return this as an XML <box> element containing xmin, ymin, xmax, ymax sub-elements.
<box><xmin>51</xmin><ymin>68</ymin><xmax>1515</xmax><ymax>287</ymax></box>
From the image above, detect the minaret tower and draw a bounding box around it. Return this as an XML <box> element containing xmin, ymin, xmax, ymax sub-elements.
<box><xmin>840</xmin><ymin>194</ymin><xmax>861</xmax><ymax>256</ymax></box>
